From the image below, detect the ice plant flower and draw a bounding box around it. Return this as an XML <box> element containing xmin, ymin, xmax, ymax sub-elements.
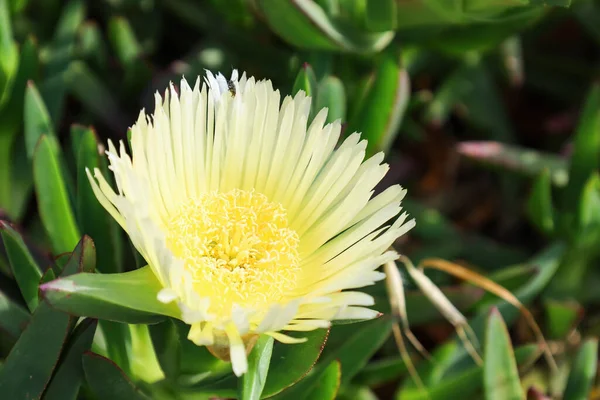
<box><xmin>87</xmin><ymin>70</ymin><xmax>415</xmax><ymax>376</ymax></box>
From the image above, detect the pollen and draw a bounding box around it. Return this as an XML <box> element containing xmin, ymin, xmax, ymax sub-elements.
<box><xmin>165</xmin><ymin>189</ymin><xmax>301</xmax><ymax>317</ymax></box>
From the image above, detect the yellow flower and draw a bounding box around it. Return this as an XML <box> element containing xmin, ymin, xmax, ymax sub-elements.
<box><xmin>87</xmin><ymin>70</ymin><xmax>415</xmax><ymax>376</ymax></box>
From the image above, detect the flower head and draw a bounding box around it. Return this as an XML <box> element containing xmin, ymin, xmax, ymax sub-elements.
<box><xmin>87</xmin><ymin>70</ymin><xmax>415</xmax><ymax>376</ymax></box>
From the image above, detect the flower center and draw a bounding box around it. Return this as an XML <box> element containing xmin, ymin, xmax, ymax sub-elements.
<box><xmin>165</xmin><ymin>189</ymin><xmax>301</xmax><ymax>317</ymax></box>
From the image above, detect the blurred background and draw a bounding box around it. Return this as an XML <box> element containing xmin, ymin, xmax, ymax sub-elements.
<box><xmin>1</xmin><ymin>0</ymin><xmax>600</xmax><ymax>399</ymax></box>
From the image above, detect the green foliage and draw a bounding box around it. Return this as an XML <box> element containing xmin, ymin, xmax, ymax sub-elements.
<box><xmin>0</xmin><ymin>0</ymin><xmax>599</xmax><ymax>399</ymax></box>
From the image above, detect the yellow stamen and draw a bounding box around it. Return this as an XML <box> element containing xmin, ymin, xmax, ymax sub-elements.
<box><xmin>166</xmin><ymin>189</ymin><xmax>300</xmax><ymax>317</ymax></box>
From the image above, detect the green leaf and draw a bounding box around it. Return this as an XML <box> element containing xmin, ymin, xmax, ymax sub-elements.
<box><xmin>262</xmin><ymin>328</ymin><xmax>329</xmax><ymax>397</ymax></box>
<box><xmin>316</xmin><ymin>76</ymin><xmax>346</xmax><ymax>124</ymax></box>
<box><xmin>43</xmin><ymin>319</ymin><xmax>98</xmax><ymax>400</ymax></box>
<box><xmin>484</xmin><ymin>308</ymin><xmax>524</xmax><ymax>400</ymax></box>
<box><xmin>77</xmin><ymin>21</ymin><xmax>108</xmax><ymax>71</ymax></box>
<box><xmin>339</xmin><ymin>385</ymin><xmax>378</xmax><ymax>400</ymax></box>
<box><xmin>0</xmin><ymin>0</ymin><xmax>18</xmax><ymax>106</ymax></box>
<box><xmin>426</xmin><ymin>10</ymin><xmax>542</xmax><ymax>55</ymax></box>
<box><xmin>33</xmin><ymin>135</ymin><xmax>80</xmax><ymax>254</ymax></box>
<box><xmin>61</xmin><ymin>235</ymin><xmax>96</xmax><ymax>276</ymax></box>
<box><xmin>108</xmin><ymin>17</ymin><xmax>143</xmax><ymax>67</ymax></box>
<box><xmin>40</xmin><ymin>0</ymin><xmax>85</xmax><ymax>123</ymax></box>
<box><xmin>365</xmin><ymin>0</ymin><xmax>397</xmax><ymax>31</ymax></box>
<box><xmin>0</xmin><ymin>290</ymin><xmax>30</xmax><ymax>339</ymax></box>
<box><xmin>563</xmin><ymin>338</ymin><xmax>598</xmax><ymax>400</ymax></box>
<box><xmin>0</xmin><ymin>301</ymin><xmax>72</xmax><ymax>398</ymax></box>
<box><xmin>74</xmin><ymin>125</ymin><xmax>123</xmax><ymax>273</ymax></box>
<box><xmin>450</xmin><ymin>243</ymin><xmax>564</xmax><ymax>363</ymax></box>
<box><xmin>397</xmin><ymin>342</ymin><xmax>540</xmax><ymax>400</ymax></box>
<box><xmin>347</xmin><ymin>52</ymin><xmax>409</xmax><ymax>156</ymax></box>
<box><xmin>24</xmin><ymin>81</ymin><xmax>55</xmax><ymax>159</ymax></box>
<box><xmin>578</xmin><ymin>173</ymin><xmax>600</xmax><ymax>230</ymax></box>
<box><xmin>83</xmin><ymin>352</ymin><xmax>150</xmax><ymax>400</ymax></box>
<box><xmin>353</xmin><ymin>356</ymin><xmax>411</xmax><ymax>387</ymax></box>
<box><xmin>257</xmin><ymin>0</ymin><xmax>394</xmax><ymax>53</ymax></box>
<box><xmin>239</xmin><ymin>335</ymin><xmax>274</xmax><ymax>400</ymax></box>
<box><xmin>544</xmin><ymin>299</ymin><xmax>581</xmax><ymax>340</ymax></box>
<box><xmin>293</xmin><ymin>63</ymin><xmax>317</xmax><ymax>99</ymax></box>
<box><xmin>65</xmin><ymin>61</ymin><xmax>125</xmax><ymax>132</ymax></box>
<box><xmin>0</xmin><ymin>35</ymin><xmax>38</xmax><ymax>138</ymax></box>
<box><xmin>457</xmin><ymin>141</ymin><xmax>568</xmax><ymax>187</ymax></box>
<box><xmin>100</xmin><ymin>321</ymin><xmax>132</xmax><ymax>378</ymax></box>
<box><xmin>173</xmin><ymin>319</ymin><xmax>230</xmax><ymax>379</ymax></box>
<box><xmin>565</xmin><ymin>84</ymin><xmax>600</xmax><ymax>206</ymax></box>
<box><xmin>0</xmin><ymin>221</ymin><xmax>42</xmax><ymax>311</ymax></box>
<box><xmin>189</xmin><ymin>329</ymin><xmax>328</xmax><ymax>398</ymax></box>
<box><xmin>319</xmin><ymin>317</ymin><xmax>392</xmax><ymax>384</ymax></box>
<box><xmin>0</xmin><ymin>36</ymin><xmax>38</xmax><ymax>219</ymax></box>
<box><xmin>129</xmin><ymin>324</ymin><xmax>165</xmax><ymax>383</ymax></box>
<box><xmin>527</xmin><ymin>169</ymin><xmax>555</xmax><ymax>235</ymax></box>
<box><xmin>271</xmin><ymin>359</ymin><xmax>340</xmax><ymax>400</ymax></box>
<box><xmin>40</xmin><ymin>265</ymin><xmax>179</xmax><ymax>323</ymax></box>
<box><xmin>292</xmin><ymin>63</ymin><xmax>318</xmax><ymax>120</ymax></box>
<box><xmin>305</xmin><ymin>360</ymin><xmax>341</xmax><ymax>400</ymax></box>
<box><xmin>149</xmin><ymin>319</ymin><xmax>181</xmax><ymax>379</ymax></box>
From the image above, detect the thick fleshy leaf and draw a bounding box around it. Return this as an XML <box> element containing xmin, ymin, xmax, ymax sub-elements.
<box><xmin>292</xmin><ymin>63</ymin><xmax>317</xmax><ymax>99</ymax></box>
<box><xmin>353</xmin><ymin>356</ymin><xmax>410</xmax><ymax>387</ymax></box>
<box><xmin>563</xmin><ymin>338</ymin><xmax>598</xmax><ymax>400</ymax></box>
<box><xmin>40</xmin><ymin>0</ymin><xmax>85</xmax><ymax>123</ymax></box>
<box><xmin>397</xmin><ymin>342</ymin><xmax>540</xmax><ymax>400</ymax></box>
<box><xmin>457</xmin><ymin>61</ymin><xmax>515</xmax><ymax>143</ymax></box>
<box><xmin>544</xmin><ymin>299</ymin><xmax>581</xmax><ymax>340</ymax></box>
<box><xmin>469</xmin><ymin>243</ymin><xmax>565</xmax><ymax>336</ymax></box>
<box><xmin>24</xmin><ymin>81</ymin><xmax>55</xmax><ymax>159</ymax></box>
<box><xmin>527</xmin><ymin>169</ymin><xmax>555</xmax><ymax>235</ymax></box>
<box><xmin>0</xmin><ymin>300</ymin><xmax>72</xmax><ymax>398</ymax></box>
<box><xmin>239</xmin><ymin>335</ymin><xmax>274</xmax><ymax>400</ymax></box>
<box><xmin>0</xmin><ymin>35</ymin><xmax>38</xmax><ymax>219</ymax></box>
<box><xmin>0</xmin><ymin>0</ymin><xmax>18</xmax><ymax>106</ymax></box>
<box><xmin>316</xmin><ymin>76</ymin><xmax>346</xmax><ymax>124</ymax></box>
<box><xmin>174</xmin><ymin>319</ymin><xmax>230</xmax><ymax>380</ymax></box>
<box><xmin>305</xmin><ymin>361</ymin><xmax>341</xmax><ymax>400</ymax></box>
<box><xmin>475</xmin><ymin>265</ymin><xmax>539</xmax><ymax>310</ymax></box>
<box><xmin>83</xmin><ymin>352</ymin><xmax>150</xmax><ymax>400</ymax></box>
<box><xmin>33</xmin><ymin>135</ymin><xmax>80</xmax><ymax>254</ymax></box>
<box><xmin>77</xmin><ymin>21</ymin><xmax>108</xmax><ymax>71</ymax></box>
<box><xmin>65</xmin><ymin>61</ymin><xmax>126</xmax><ymax>132</ymax></box>
<box><xmin>292</xmin><ymin>63</ymin><xmax>318</xmax><ymax>120</ymax></box>
<box><xmin>257</xmin><ymin>0</ymin><xmax>394</xmax><ymax>53</ymax></box>
<box><xmin>74</xmin><ymin>125</ymin><xmax>123</xmax><ymax>273</ymax></box>
<box><xmin>365</xmin><ymin>0</ymin><xmax>397</xmax><ymax>31</ymax></box>
<box><xmin>61</xmin><ymin>235</ymin><xmax>96</xmax><ymax>276</ymax></box>
<box><xmin>100</xmin><ymin>321</ymin><xmax>132</xmax><ymax>377</ymax></box>
<box><xmin>578</xmin><ymin>173</ymin><xmax>600</xmax><ymax>230</ymax></box>
<box><xmin>149</xmin><ymin>319</ymin><xmax>181</xmax><ymax>379</ymax></box>
<box><xmin>276</xmin><ymin>359</ymin><xmax>342</xmax><ymax>400</ymax></box>
<box><xmin>40</xmin><ymin>266</ymin><xmax>179</xmax><ymax>323</ymax></box>
<box><xmin>108</xmin><ymin>17</ymin><xmax>142</xmax><ymax>67</ymax></box>
<box><xmin>262</xmin><ymin>328</ymin><xmax>329</xmax><ymax>397</ymax></box>
<box><xmin>319</xmin><ymin>317</ymin><xmax>392</xmax><ymax>384</ymax></box>
<box><xmin>43</xmin><ymin>319</ymin><xmax>98</xmax><ymax>400</ymax></box>
<box><xmin>187</xmin><ymin>329</ymin><xmax>329</xmax><ymax>398</ymax></box>
<box><xmin>0</xmin><ymin>290</ymin><xmax>30</xmax><ymax>339</ymax></box>
<box><xmin>0</xmin><ymin>221</ymin><xmax>42</xmax><ymax>311</ymax></box>
<box><xmin>564</xmin><ymin>84</ymin><xmax>600</xmax><ymax>207</ymax></box>
<box><xmin>484</xmin><ymin>309</ymin><xmax>524</xmax><ymax>400</ymax></box>
<box><xmin>348</xmin><ymin>52</ymin><xmax>409</xmax><ymax>155</ymax></box>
